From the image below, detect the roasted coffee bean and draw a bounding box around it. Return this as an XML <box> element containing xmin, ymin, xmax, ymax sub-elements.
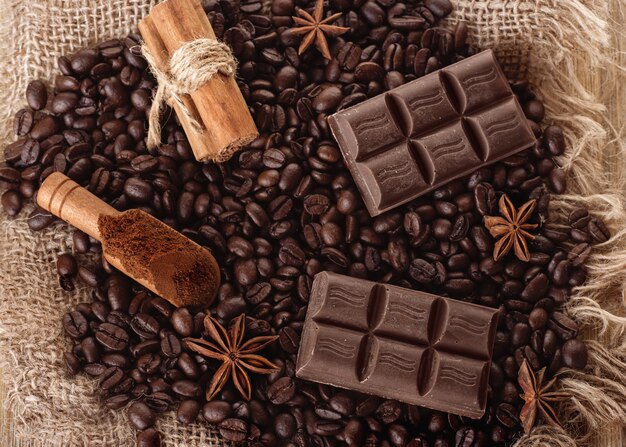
<box><xmin>177</xmin><ymin>399</ymin><xmax>201</xmax><ymax>425</ymax></box>
<box><xmin>160</xmin><ymin>332</ymin><xmax>182</xmax><ymax>358</ymax></box>
<box><xmin>0</xmin><ymin>166</ymin><xmax>21</xmax><ymax>189</ymax></box>
<box><xmin>14</xmin><ymin>108</ymin><xmax>35</xmax><ymax>136</ymax></box>
<box><xmin>81</xmin><ymin>337</ymin><xmax>100</xmax><ymax>363</ymax></box>
<box><xmin>304</xmin><ymin>194</ymin><xmax>330</xmax><ymax>215</ymax></box>
<box><xmin>528</xmin><ymin>307</ymin><xmax>549</xmax><ymax>330</ymax></box>
<box><xmin>449</xmin><ymin>214</ymin><xmax>470</xmax><ymax>241</ymax></box>
<box><xmin>474</xmin><ymin>183</ymin><xmax>496</xmax><ymax>215</ymax></box>
<box><xmin>228</xmin><ymin>236</ymin><xmax>255</xmax><ymax>258</ymax></box>
<box><xmin>523</xmin><ymin>99</ymin><xmax>545</xmax><ymax>122</ymax></box>
<box><xmin>569</xmin><ymin>243</ymin><xmax>592</xmax><ymax>267</ymax></box>
<box><xmin>267</xmin><ymin>377</ymin><xmax>296</xmax><ymax>404</ymax></box>
<box><xmin>171</xmin><ymin>308</ymin><xmax>194</xmax><ymax>337</ymax></box>
<box><xmin>107</xmin><ymin>377</ymin><xmax>134</xmax><ymax>397</ymax></box>
<box><xmin>377</xmin><ymin>400</ymin><xmax>402</xmax><ymax>424</ymax></box>
<box><xmin>219</xmin><ymin>418</ymin><xmax>248</xmax><ymax>442</ymax></box>
<box><xmin>278</xmin><ymin>326</ymin><xmax>300</xmax><ymax>354</ymax></box>
<box><xmin>409</xmin><ymin>258</ymin><xmax>436</xmax><ymax>283</ymax></box>
<box><xmin>131</xmin><ymin>313</ymin><xmax>160</xmax><ymax>338</ymax></box>
<box><xmin>496</xmin><ymin>403</ymin><xmax>519</xmax><ymax>428</ymax></box>
<box><xmin>83</xmin><ymin>363</ymin><xmax>106</xmax><ymax>377</ymax></box>
<box><xmin>424</xmin><ymin>0</ymin><xmax>453</xmax><ymax>17</ymax></box>
<box><xmin>99</xmin><ymin>366</ymin><xmax>124</xmax><ymax>390</ymax></box>
<box><xmin>30</xmin><ymin>116</ymin><xmax>59</xmax><ymax>140</ymax></box>
<box><xmin>509</xmin><ymin>321</ymin><xmax>531</xmax><ymax>348</ymax></box>
<box><xmin>108</xmin><ymin>281</ymin><xmax>131</xmax><ymax>312</ymax></box>
<box><xmin>177</xmin><ymin>352</ymin><xmax>201</xmax><ymax>379</ymax></box>
<box><xmin>137</xmin><ymin>353</ymin><xmax>161</xmax><ymax>375</ymax></box>
<box><xmin>26</xmin><ymin>207</ymin><xmax>54</xmax><ymax>230</ymax></box>
<box><xmin>355</xmin><ymin>396</ymin><xmax>380</xmax><ymax>418</ymax></box>
<box><xmin>549</xmin><ymin>312</ymin><xmax>579</xmax><ymax>340</ymax></box>
<box><xmin>328</xmin><ymin>393</ymin><xmax>355</xmax><ymax>416</ymax></box>
<box><xmin>95</xmin><ymin>322</ymin><xmax>129</xmax><ymax>351</ymax></box>
<box><xmin>246</xmin><ymin>202</ymin><xmax>270</xmax><ymax>227</ymax></box>
<box><xmin>128</xmin><ymin>402</ymin><xmax>156</xmax><ymax>430</ymax></box>
<box><xmin>549</xmin><ymin>167</ymin><xmax>566</xmax><ymax>193</ymax></box>
<box><xmin>203</xmin><ymin>400</ymin><xmax>233</xmax><ymax>424</ymax></box>
<box><xmin>2</xmin><ymin>190</ymin><xmax>22</xmax><ymax>216</ymax></box>
<box><xmin>275</xmin><ymin>412</ymin><xmax>297</xmax><ymax>439</ymax></box>
<box><xmin>520</xmin><ymin>273</ymin><xmax>549</xmax><ymax>302</ymax></box>
<box><xmin>315</xmin><ymin>406</ymin><xmax>342</xmax><ymax>420</ymax></box>
<box><xmin>137</xmin><ymin>429</ymin><xmax>161</xmax><ymax>447</ymax></box>
<box><xmin>312</xmin><ymin>86</ymin><xmax>342</xmax><ymax>112</ymax></box>
<box><xmin>568</xmin><ymin>208</ymin><xmax>590</xmax><ymax>229</ymax></box>
<box><xmin>542</xmin><ymin>125</ymin><xmax>565</xmax><ymax>155</ymax></box>
<box><xmin>131</xmin><ymin>154</ymin><xmax>159</xmax><ymax>173</ymax></box>
<box><xmin>144</xmin><ymin>392</ymin><xmax>174</xmax><ymax>412</ymax></box>
<box><xmin>63</xmin><ymin>311</ymin><xmax>89</xmax><ymax>338</ymax></box>
<box><xmin>26</xmin><ymin>80</ymin><xmax>48</xmax><ymax>110</ymax></box>
<box><xmin>279</xmin><ymin>239</ymin><xmax>305</xmax><ymax>267</ymax></box>
<box><xmin>124</xmin><ymin>177</ymin><xmax>154</xmax><ymax>204</ymax></box>
<box><xmin>102</xmin><ymin>353</ymin><xmax>130</xmax><ymax>369</ymax></box>
<box><xmin>551</xmin><ymin>259</ymin><xmax>570</xmax><ymax>286</ymax></box>
<box><xmin>72</xmin><ymin>230</ymin><xmax>90</xmax><ymax>253</ymax></box>
<box><xmin>64</xmin><ymin>351</ymin><xmax>82</xmax><ymax>375</ymax></box>
<box><xmin>51</xmin><ymin>92</ymin><xmax>80</xmax><ymax>114</ymax></box>
<box><xmin>172</xmin><ymin>379</ymin><xmax>201</xmax><ymax>398</ymax></box>
<box><xmin>105</xmin><ymin>394</ymin><xmax>131</xmax><ymax>410</ymax></box>
<box><xmin>314</xmin><ymin>419</ymin><xmax>345</xmax><ymax>436</ymax></box>
<box><xmin>57</xmin><ymin>253</ymin><xmax>78</xmax><ymax>277</ymax></box>
<box><xmin>562</xmin><ymin>339</ymin><xmax>588</xmax><ymax>370</ymax></box>
<box><xmin>129</xmin><ymin>340</ymin><xmax>159</xmax><ymax>358</ymax></box>
<box><xmin>588</xmin><ymin>218</ymin><xmax>610</xmax><ymax>243</ymax></box>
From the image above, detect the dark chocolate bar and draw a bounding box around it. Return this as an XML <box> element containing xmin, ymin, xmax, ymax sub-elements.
<box><xmin>296</xmin><ymin>272</ymin><xmax>499</xmax><ymax>418</ymax></box>
<box><xmin>328</xmin><ymin>50</ymin><xmax>536</xmax><ymax>216</ymax></box>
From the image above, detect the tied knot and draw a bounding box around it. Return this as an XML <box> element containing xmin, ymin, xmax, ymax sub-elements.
<box><xmin>141</xmin><ymin>38</ymin><xmax>237</xmax><ymax>150</ymax></box>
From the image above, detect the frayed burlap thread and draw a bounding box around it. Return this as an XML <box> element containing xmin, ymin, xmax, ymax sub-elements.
<box><xmin>0</xmin><ymin>0</ymin><xmax>624</xmax><ymax>446</ymax></box>
<box><xmin>141</xmin><ymin>39</ymin><xmax>237</xmax><ymax>151</ymax></box>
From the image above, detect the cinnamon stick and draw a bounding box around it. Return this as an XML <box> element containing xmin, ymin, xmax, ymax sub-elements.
<box><xmin>138</xmin><ymin>0</ymin><xmax>258</xmax><ymax>162</ymax></box>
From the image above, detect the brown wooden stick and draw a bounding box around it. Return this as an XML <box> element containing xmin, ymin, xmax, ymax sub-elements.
<box><xmin>138</xmin><ymin>0</ymin><xmax>258</xmax><ymax>162</ymax></box>
<box><xmin>36</xmin><ymin>172</ymin><xmax>119</xmax><ymax>240</ymax></box>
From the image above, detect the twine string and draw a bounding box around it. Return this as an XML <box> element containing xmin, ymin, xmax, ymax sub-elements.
<box><xmin>141</xmin><ymin>38</ymin><xmax>237</xmax><ymax>150</ymax></box>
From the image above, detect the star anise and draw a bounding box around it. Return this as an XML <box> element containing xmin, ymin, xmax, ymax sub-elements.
<box><xmin>484</xmin><ymin>194</ymin><xmax>538</xmax><ymax>262</ymax></box>
<box><xmin>184</xmin><ymin>314</ymin><xmax>279</xmax><ymax>401</ymax></box>
<box><xmin>518</xmin><ymin>359</ymin><xmax>570</xmax><ymax>434</ymax></box>
<box><xmin>291</xmin><ymin>0</ymin><xmax>349</xmax><ymax>59</ymax></box>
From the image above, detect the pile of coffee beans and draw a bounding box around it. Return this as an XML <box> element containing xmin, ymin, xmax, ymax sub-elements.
<box><xmin>1</xmin><ymin>0</ymin><xmax>609</xmax><ymax>446</ymax></box>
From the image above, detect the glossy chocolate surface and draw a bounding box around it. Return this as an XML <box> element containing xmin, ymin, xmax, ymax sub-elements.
<box><xmin>296</xmin><ymin>272</ymin><xmax>499</xmax><ymax>418</ymax></box>
<box><xmin>328</xmin><ymin>50</ymin><xmax>536</xmax><ymax>216</ymax></box>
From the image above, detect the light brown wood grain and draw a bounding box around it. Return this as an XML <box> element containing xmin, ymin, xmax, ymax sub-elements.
<box><xmin>36</xmin><ymin>172</ymin><xmax>120</xmax><ymax>240</ymax></box>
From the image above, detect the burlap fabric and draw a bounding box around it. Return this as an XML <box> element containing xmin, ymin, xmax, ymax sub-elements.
<box><xmin>0</xmin><ymin>0</ymin><xmax>624</xmax><ymax>446</ymax></box>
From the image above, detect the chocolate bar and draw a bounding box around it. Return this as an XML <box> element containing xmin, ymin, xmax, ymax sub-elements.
<box><xmin>328</xmin><ymin>50</ymin><xmax>536</xmax><ymax>216</ymax></box>
<box><xmin>295</xmin><ymin>272</ymin><xmax>499</xmax><ymax>418</ymax></box>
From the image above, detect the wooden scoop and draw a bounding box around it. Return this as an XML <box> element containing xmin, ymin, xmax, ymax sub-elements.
<box><xmin>37</xmin><ymin>172</ymin><xmax>220</xmax><ymax>308</ymax></box>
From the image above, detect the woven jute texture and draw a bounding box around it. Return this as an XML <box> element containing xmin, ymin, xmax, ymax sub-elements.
<box><xmin>0</xmin><ymin>0</ymin><xmax>624</xmax><ymax>446</ymax></box>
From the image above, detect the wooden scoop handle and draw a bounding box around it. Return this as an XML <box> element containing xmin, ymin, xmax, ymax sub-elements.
<box><xmin>37</xmin><ymin>172</ymin><xmax>120</xmax><ymax>240</ymax></box>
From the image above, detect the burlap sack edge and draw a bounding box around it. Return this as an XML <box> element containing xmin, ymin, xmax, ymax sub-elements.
<box><xmin>454</xmin><ymin>2</ymin><xmax>626</xmax><ymax>445</ymax></box>
<box><xmin>0</xmin><ymin>0</ymin><xmax>624</xmax><ymax>446</ymax></box>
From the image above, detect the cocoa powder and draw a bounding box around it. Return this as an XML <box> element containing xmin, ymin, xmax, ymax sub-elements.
<box><xmin>98</xmin><ymin>209</ymin><xmax>219</xmax><ymax>307</ymax></box>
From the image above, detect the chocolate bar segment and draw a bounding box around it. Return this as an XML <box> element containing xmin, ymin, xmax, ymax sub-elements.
<box><xmin>328</xmin><ymin>50</ymin><xmax>536</xmax><ymax>216</ymax></box>
<box><xmin>296</xmin><ymin>272</ymin><xmax>499</xmax><ymax>418</ymax></box>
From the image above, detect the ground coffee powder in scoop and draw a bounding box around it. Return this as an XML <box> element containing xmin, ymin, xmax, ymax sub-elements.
<box><xmin>98</xmin><ymin>209</ymin><xmax>219</xmax><ymax>307</ymax></box>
